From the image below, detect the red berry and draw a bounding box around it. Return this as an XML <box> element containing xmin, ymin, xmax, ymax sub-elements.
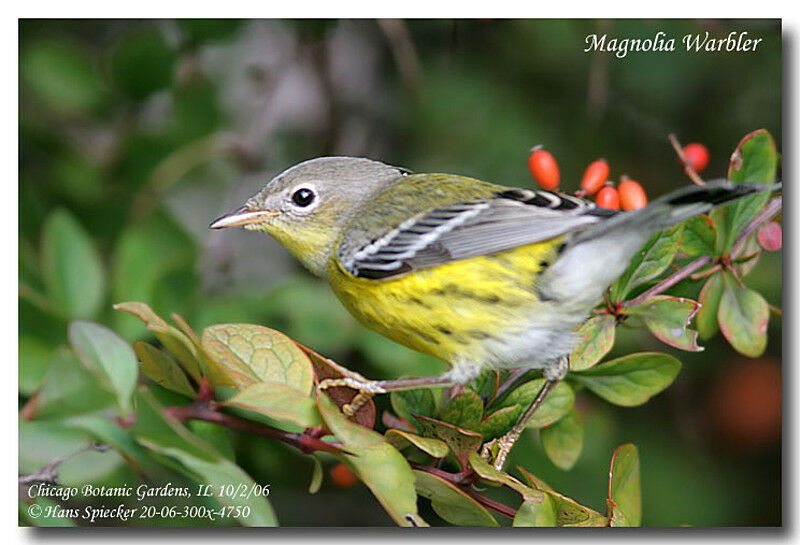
<box><xmin>580</xmin><ymin>159</ymin><xmax>610</xmax><ymax>196</ymax></box>
<box><xmin>618</xmin><ymin>179</ymin><xmax>648</xmax><ymax>211</ymax></box>
<box><xmin>757</xmin><ymin>221</ymin><xmax>782</xmax><ymax>251</ymax></box>
<box><xmin>595</xmin><ymin>186</ymin><xmax>620</xmax><ymax>210</ymax></box>
<box><xmin>330</xmin><ymin>463</ymin><xmax>358</xmax><ymax>488</ymax></box>
<box><xmin>528</xmin><ymin>147</ymin><xmax>560</xmax><ymax>191</ymax></box>
<box><xmin>682</xmin><ymin>143</ymin><xmax>710</xmax><ymax>173</ymax></box>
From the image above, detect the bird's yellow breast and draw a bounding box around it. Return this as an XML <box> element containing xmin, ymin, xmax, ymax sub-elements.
<box><xmin>328</xmin><ymin>238</ymin><xmax>564</xmax><ymax>365</ymax></box>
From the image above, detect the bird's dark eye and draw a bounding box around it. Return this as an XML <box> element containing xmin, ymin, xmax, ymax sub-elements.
<box><xmin>291</xmin><ymin>187</ymin><xmax>315</xmax><ymax>207</ymax></box>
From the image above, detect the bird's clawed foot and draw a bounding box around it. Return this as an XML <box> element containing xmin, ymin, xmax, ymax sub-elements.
<box><xmin>318</xmin><ymin>375</ymin><xmax>386</xmax><ymax>416</ymax></box>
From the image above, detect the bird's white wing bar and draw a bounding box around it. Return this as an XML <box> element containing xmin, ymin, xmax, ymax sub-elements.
<box><xmin>340</xmin><ymin>188</ymin><xmax>610</xmax><ymax>280</ymax></box>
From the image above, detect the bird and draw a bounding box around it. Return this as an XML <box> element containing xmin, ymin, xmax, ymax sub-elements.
<box><xmin>210</xmin><ymin>156</ymin><xmax>776</xmax><ymax>468</ymax></box>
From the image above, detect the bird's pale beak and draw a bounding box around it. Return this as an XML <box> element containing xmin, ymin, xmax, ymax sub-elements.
<box><xmin>209</xmin><ymin>207</ymin><xmax>279</xmax><ymax>229</ymax></box>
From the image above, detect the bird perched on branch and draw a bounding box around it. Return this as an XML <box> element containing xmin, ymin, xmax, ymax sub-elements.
<box><xmin>211</xmin><ymin>156</ymin><xmax>777</xmax><ymax>468</ymax></box>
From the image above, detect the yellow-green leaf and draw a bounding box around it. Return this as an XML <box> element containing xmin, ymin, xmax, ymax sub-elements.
<box><xmin>514</xmin><ymin>495</ymin><xmax>557</xmax><ymax>527</ymax></box>
<box><xmin>385</xmin><ymin>429</ymin><xmax>449</xmax><ymax>458</ymax></box>
<box><xmin>570</xmin><ymin>314</ymin><xmax>616</xmax><ymax>371</ymax></box>
<box><xmin>68</xmin><ymin>321</ymin><xmax>138</xmax><ymax>416</ymax></box>
<box><xmin>718</xmin><ymin>273</ymin><xmax>769</xmax><ymax>357</ymax></box>
<box><xmin>607</xmin><ymin>443</ymin><xmax>642</xmax><ymax>526</ymax></box>
<box><xmin>439</xmin><ymin>389</ymin><xmax>483</xmax><ymax>430</ymax></box>
<box><xmin>134</xmin><ymin>341</ymin><xmax>195</xmax><ymax>398</ymax></box>
<box><xmin>540</xmin><ymin>408</ymin><xmax>583</xmax><ymax>470</ymax></box>
<box><xmin>224</xmin><ymin>381</ymin><xmax>322</xmax><ymax>428</ymax></box>
<box><xmin>627</xmin><ymin>295</ymin><xmax>703</xmax><ymax>352</ymax></box>
<box><xmin>696</xmin><ymin>274</ymin><xmax>725</xmax><ymax>340</ymax></box>
<box><xmin>114</xmin><ymin>302</ymin><xmax>202</xmax><ymax>381</ymax></box>
<box><xmin>317</xmin><ymin>394</ymin><xmax>425</xmax><ymax>527</ymax></box>
<box><xmin>415</xmin><ymin>415</ymin><xmax>483</xmax><ymax>470</ymax></box>
<box><xmin>570</xmin><ymin>352</ymin><xmax>681</xmax><ymax>407</ymax></box>
<box><xmin>499</xmin><ymin>379</ymin><xmax>574</xmax><ymax>428</ymax></box>
<box><xmin>41</xmin><ymin>209</ymin><xmax>105</xmax><ymax>319</ymax></box>
<box><xmin>202</xmin><ymin>324</ymin><xmax>314</xmax><ymax>393</ymax></box>
<box><xmin>413</xmin><ymin>470</ymin><xmax>497</xmax><ymax>527</ymax></box>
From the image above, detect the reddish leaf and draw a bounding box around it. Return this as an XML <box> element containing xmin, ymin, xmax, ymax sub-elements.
<box><xmin>295</xmin><ymin>342</ymin><xmax>375</xmax><ymax>429</ymax></box>
<box><xmin>626</xmin><ymin>295</ymin><xmax>703</xmax><ymax>352</ymax></box>
<box><xmin>757</xmin><ymin>221</ymin><xmax>782</xmax><ymax>251</ymax></box>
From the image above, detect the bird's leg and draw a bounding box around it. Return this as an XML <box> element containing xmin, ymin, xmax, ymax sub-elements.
<box><xmin>319</xmin><ymin>365</ymin><xmax>481</xmax><ymax>417</ymax></box>
<box><xmin>491</xmin><ymin>355</ymin><xmax>569</xmax><ymax>470</ymax></box>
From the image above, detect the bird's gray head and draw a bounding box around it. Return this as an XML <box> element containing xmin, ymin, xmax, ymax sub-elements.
<box><xmin>210</xmin><ymin>156</ymin><xmax>408</xmax><ymax>277</ymax></box>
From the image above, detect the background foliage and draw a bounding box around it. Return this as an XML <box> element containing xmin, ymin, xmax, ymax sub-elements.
<box><xmin>19</xmin><ymin>19</ymin><xmax>781</xmax><ymax>526</ymax></box>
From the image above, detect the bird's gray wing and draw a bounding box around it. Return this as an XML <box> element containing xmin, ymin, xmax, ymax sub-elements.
<box><xmin>338</xmin><ymin>188</ymin><xmax>617</xmax><ymax>280</ymax></box>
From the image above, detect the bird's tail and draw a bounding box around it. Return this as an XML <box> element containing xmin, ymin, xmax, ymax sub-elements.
<box><xmin>572</xmin><ymin>180</ymin><xmax>780</xmax><ymax>244</ymax></box>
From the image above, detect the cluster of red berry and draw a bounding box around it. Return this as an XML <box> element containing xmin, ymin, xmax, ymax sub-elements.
<box><xmin>527</xmin><ymin>142</ymin><xmax>710</xmax><ymax>211</ymax></box>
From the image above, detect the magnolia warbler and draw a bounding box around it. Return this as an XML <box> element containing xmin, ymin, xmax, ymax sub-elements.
<box><xmin>211</xmin><ymin>156</ymin><xmax>775</xmax><ymax>468</ymax></box>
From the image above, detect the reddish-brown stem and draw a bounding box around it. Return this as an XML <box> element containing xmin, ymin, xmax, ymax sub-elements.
<box><xmin>669</xmin><ymin>133</ymin><xmax>706</xmax><ymax>186</ymax></box>
<box><xmin>469</xmin><ymin>490</ymin><xmax>518</xmax><ymax>520</ymax></box>
<box><xmin>409</xmin><ymin>462</ymin><xmax>474</xmax><ymax>486</ymax></box>
<box><xmin>623</xmin><ymin>256</ymin><xmax>711</xmax><ymax>308</ymax></box>
<box><xmin>165</xmin><ymin>402</ymin><xmax>348</xmax><ymax>456</ymax></box>
<box><xmin>408</xmin><ymin>462</ymin><xmax>516</xmax><ymax>519</ymax></box>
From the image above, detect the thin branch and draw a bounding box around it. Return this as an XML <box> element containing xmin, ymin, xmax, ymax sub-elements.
<box><xmin>165</xmin><ymin>402</ymin><xmax>349</xmax><ymax>456</ymax></box>
<box><xmin>732</xmin><ymin>196</ymin><xmax>782</xmax><ymax>256</ymax></box>
<box><xmin>469</xmin><ymin>489</ymin><xmax>518</xmax><ymax>520</ymax></box>
<box><xmin>623</xmin><ymin>256</ymin><xmax>711</xmax><ymax>308</ymax></box>
<box><xmin>668</xmin><ymin>133</ymin><xmax>706</xmax><ymax>186</ymax></box>
<box><xmin>623</xmin><ymin>194</ymin><xmax>782</xmax><ymax>308</ymax></box>
<box><xmin>409</xmin><ymin>462</ymin><xmax>516</xmax><ymax>520</ymax></box>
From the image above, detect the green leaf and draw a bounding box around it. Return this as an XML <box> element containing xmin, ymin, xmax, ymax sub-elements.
<box><xmin>41</xmin><ymin>209</ymin><xmax>105</xmax><ymax>319</ymax></box>
<box><xmin>517</xmin><ymin>467</ymin><xmax>609</xmax><ymax>527</ymax></box>
<box><xmin>317</xmin><ymin>394</ymin><xmax>425</xmax><ymax>527</ymax></box>
<box><xmin>468</xmin><ymin>452</ymin><xmax>540</xmax><ymax>499</ymax></box>
<box><xmin>224</xmin><ymin>381</ymin><xmax>323</xmax><ymax>428</ymax></box>
<box><xmin>439</xmin><ymin>389</ymin><xmax>484</xmax><ymax>430</ymax></box>
<box><xmin>680</xmin><ymin>215</ymin><xmax>718</xmax><ymax>257</ymax></box>
<box><xmin>540</xmin><ymin>408</ymin><xmax>583</xmax><ymax>470</ymax></box>
<box><xmin>476</xmin><ymin>405</ymin><xmax>523</xmax><ymax>441</ymax></box>
<box><xmin>570</xmin><ymin>314</ymin><xmax>616</xmax><ymax>371</ymax></box>
<box><xmin>696</xmin><ymin>274</ymin><xmax>725</xmax><ymax>340</ymax></box>
<box><xmin>570</xmin><ymin>352</ymin><xmax>681</xmax><ymax>407</ymax></box>
<box><xmin>723</xmin><ymin>129</ymin><xmax>778</xmax><ymax>251</ymax></box>
<box><xmin>718</xmin><ymin>273</ymin><xmax>769</xmax><ymax>357</ymax></box>
<box><xmin>64</xmin><ymin>415</ymin><xmax>162</xmax><ymax>476</ymax></box>
<box><xmin>390</xmin><ymin>388</ymin><xmax>437</xmax><ymax>429</ymax></box>
<box><xmin>468</xmin><ymin>370</ymin><xmax>500</xmax><ymax>402</ymax></box>
<box><xmin>499</xmin><ymin>379</ymin><xmax>574</xmax><ymax>429</ymax></box>
<box><xmin>415</xmin><ymin>415</ymin><xmax>483</xmax><ymax>471</ymax></box>
<box><xmin>134</xmin><ymin>341</ymin><xmax>195</xmax><ymax>398</ymax></box>
<box><xmin>114</xmin><ymin>302</ymin><xmax>202</xmax><ymax>382</ymax></box>
<box><xmin>607</xmin><ymin>443</ymin><xmax>642</xmax><ymax>526</ymax></box>
<box><xmin>514</xmin><ymin>495</ymin><xmax>557</xmax><ymax>527</ymax></box>
<box><xmin>308</xmin><ymin>455</ymin><xmax>323</xmax><ymax>494</ymax></box>
<box><xmin>413</xmin><ymin>470</ymin><xmax>497</xmax><ymax>527</ymax></box>
<box><xmin>19</xmin><ymin>336</ymin><xmax>54</xmax><ymax>396</ymax></box>
<box><xmin>110</xmin><ymin>29</ymin><xmax>175</xmax><ymax>100</ymax></box>
<box><xmin>610</xmin><ymin>226</ymin><xmax>683</xmax><ymax>301</ymax></box>
<box><xmin>33</xmin><ymin>348</ymin><xmax>116</xmax><ymax>419</ymax></box>
<box><xmin>385</xmin><ymin>429</ymin><xmax>449</xmax><ymax>458</ymax></box>
<box><xmin>111</xmin><ymin>212</ymin><xmax>196</xmax><ymax>341</ymax></box>
<box><xmin>132</xmin><ymin>388</ymin><xmax>278</xmax><ymax>526</ymax></box>
<box><xmin>68</xmin><ymin>321</ymin><xmax>138</xmax><ymax>416</ymax></box>
<box><xmin>202</xmin><ymin>324</ymin><xmax>315</xmax><ymax>392</ymax></box>
<box><xmin>626</xmin><ymin>295</ymin><xmax>703</xmax><ymax>352</ymax></box>
<box><xmin>22</xmin><ymin>39</ymin><xmax>107</xmax><ymax>114</ymax></box>
<box><xmin>187</xmin><ymin>420</ymin><xmax>236</xmax><ymax>462</ymax></box>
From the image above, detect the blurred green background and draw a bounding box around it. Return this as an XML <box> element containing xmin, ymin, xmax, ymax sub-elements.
<box><xmin>19</xmin><ymin>19</ymin><xmax>781</xmax><ymax>526</ymax></box>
